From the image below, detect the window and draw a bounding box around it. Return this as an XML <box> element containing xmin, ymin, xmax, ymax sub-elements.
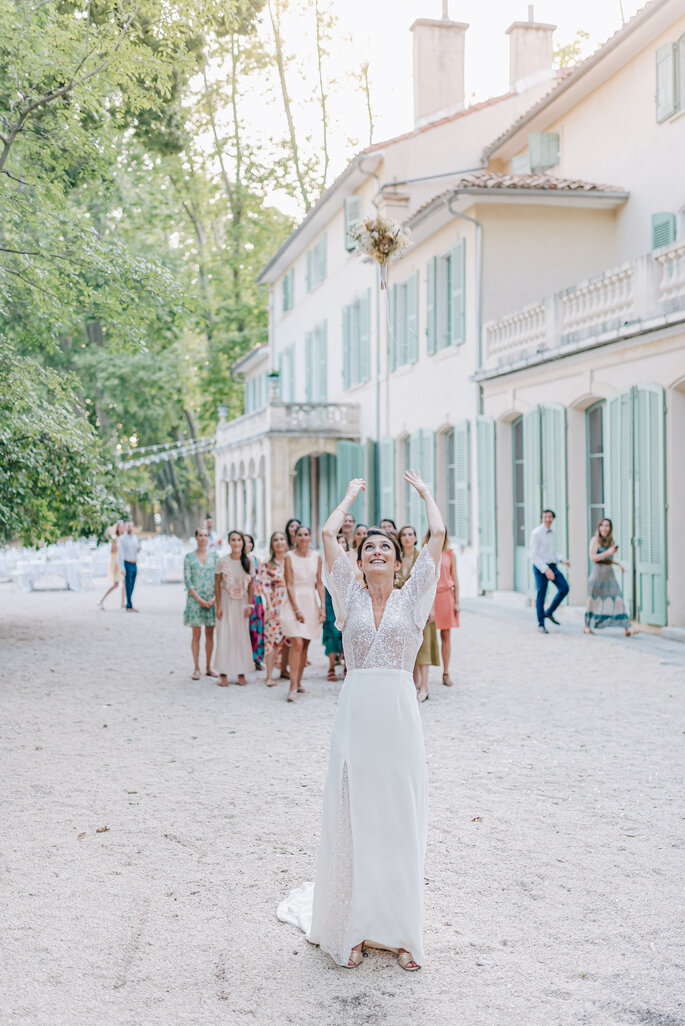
<box><xmin>587</xmin><ymin>402</ymin><xmax>605</xmax><ymax>542</ymax></box>
<box><xmin>282</xmin><ymin>268</ymin><xmax>294</xmax><ymax>312</ymax></box>
<box><xmin>403</xmin><ymin>436</ymin><xmax>412</xmax><ymax>525</ymax></box>
<box><xmin>305</xmin><ymin>321</ymin><xmax>328</xmax><ymax>402</ymax></box>
<box><xmin>306</xmin><ymin>234</ymin><xmax>327</xmax><ymax>291</ymax></box>
<box><xmin>511</xmin><ymin>151</ymin><xmax>532</xmax><ymax>175</ymax></box>
<box><xmin>651</xmin><ymin>212</ymin><xmax>676</xmax><ymax>249</ymax></box>
<box><xmin>528</xmin><ymin>132</ymin><xmax>559</xmax><ymax>172</ymax></box>
<box><xmin>342</xmin><ymin>289</ymin><xmax>371</xmax><ymax>389</ymax></box>
<box><xmin>513</xmin><ymin>417</ymin><xmax>525</xmax><ymax>555</ymax></box>
<box><xmin>344</xmin><ymin>195</ymin><xmax>363</xmax><ymax>251</ymax></box>
<box><xmin>279</xmin><ymin>345</ymin><xmax>295</xmax><ymax>402</ymax></box>
<box><xmin>445</xmin><ymin>421</ymin><xmax>470</xmax><ymax>545</ymax></box>
<box><xmin>245</xmin><ymin>373</ymin><xmax>268</xmax><ymax>413</ymax></box>
<box><xmin>388</xmin><ymin>271</ymin><xmax>419</xmax><ymax>371</ymax></box>
<box><xmin>427</xmin><ymin>239</ymin><xmax>465</xmax><ymax>354</ymax></box>
<box><xmin>656</xmin><ymin>36</ymin><xmax>685</xmax><ymax>122</ymax></box>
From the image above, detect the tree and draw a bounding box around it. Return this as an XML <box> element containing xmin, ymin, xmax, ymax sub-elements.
<box><xmin>554</xmin><ymin>29</ymin><xmax>591</xmax><ymax>68</ymax></box>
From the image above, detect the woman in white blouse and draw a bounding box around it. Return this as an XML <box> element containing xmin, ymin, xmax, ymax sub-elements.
<box><xmin>277</xmin><ymin>471</ymin><xmax>445</xmax><ymax>972</ymax></box>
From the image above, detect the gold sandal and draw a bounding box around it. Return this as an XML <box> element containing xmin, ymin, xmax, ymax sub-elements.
<box><xmin>398</xmin><ymin>951</ymin><xmax>420</xmax><ymax>971</ymax></box>
<box><xmin>346</xmin><ymin>947</ymin><xmax>363</xmax><ymax>968</ymax></box>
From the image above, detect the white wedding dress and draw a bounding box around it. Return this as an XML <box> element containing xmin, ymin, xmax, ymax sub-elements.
<box><xmin>277</xmin><ymin>546</ymin><xmax>439</xmax><ymax>967</ymax></box>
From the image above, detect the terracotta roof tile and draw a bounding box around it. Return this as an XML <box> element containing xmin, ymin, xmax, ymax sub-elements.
<box><xmin>408</xmin><ymin>171</ymin><xmax>627</xmax><ymax>220</ymax></box>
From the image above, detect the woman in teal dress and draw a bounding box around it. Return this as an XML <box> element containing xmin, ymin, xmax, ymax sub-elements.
<box><xmin>184</xmin><ymin>526</ymin><xmax>219</xmax><ymax>679</ymax></box>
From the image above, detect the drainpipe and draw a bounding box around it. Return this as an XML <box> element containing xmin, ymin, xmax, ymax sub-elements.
<box><xmin>446</xmin><ymin>196</ymin><xmax>484</xmax><ymax>416</ymax></box>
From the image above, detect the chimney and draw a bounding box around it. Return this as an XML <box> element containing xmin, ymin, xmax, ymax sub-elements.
<box><xmin>410</xmin><ymin>10</ymin><xmax>469</xmax><ymax>127</ymax></box>
<box><xmin>505</xmin><ymin>5</ymin><xmax>556</xmax><ymax>93</ymax></box>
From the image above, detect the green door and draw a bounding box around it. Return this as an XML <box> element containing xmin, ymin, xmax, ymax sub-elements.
<box><xmin>541</xmin><ymin>404</ymin><xmax>568</xmax><ymax>558</ymax></box>
<box><xmin>635</xmin><ymin>385</ymin><xmax>667</xmax><ymax>624</ymax></box>
<box><xmin>512</xmin><ymin>417</ymin><xmax>527</xmax><ymax>592</ymax></box>
<box><xmin>476</xmin><ymin>416</ymin><xmax>497</xmax><ymax>591</ymax></box>
<box><xmin>379</xmin><ymin>436</ymin><xmax>395</xmax><ymax>523</ymax></box>
<box><xmin>336</xmin><ymin>440</ymin><xmax>364</xmax><ymax>520</ymax></box>
<box><xmin>318</xmin><ymin>453</ymin><xmax>337</xmax><ymax>544</ymax></box>
<box><xmin>294</xmin><ymin>456</ymin><xmax>311</xmax><ymax>526</ymax></box>
<box><xmin>605</xmin><ymin>388</ymin><xmax>634</xmax><ymax>616</ymax></box>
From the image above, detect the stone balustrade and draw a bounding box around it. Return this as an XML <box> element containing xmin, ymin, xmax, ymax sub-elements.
<box><xmin>216</xmin><ymin>400</ymin><xmax>360</xmax><ymax>449</ymax></box>
<box><xmin>482</xmin><ymin>243</ymin><xmax>685</xmax><ymax>374</ymax></box>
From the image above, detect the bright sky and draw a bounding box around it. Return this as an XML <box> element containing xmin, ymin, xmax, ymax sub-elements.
<box><xmin>341</xmin><ymin>0</ymin><xmax>643</xmax><ymax>143</ymax></box>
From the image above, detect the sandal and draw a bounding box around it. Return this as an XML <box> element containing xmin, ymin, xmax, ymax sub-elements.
<box><xmin>583</xmin><ymin>627</ymin><xmax>594</xmax><ymax>635</ymax></box>
<box><xmin>218</xmin><ymin>676</ymin><xmax>229</xmax><ymax>687</ymax></box>
<box><xmin>346</xmin><ymin>947</ymin><xmax>363</xmax><ymax>968</ymax></box>
<box><xmin>265</xmin><ymin>678</ymin><xmax>277</xmax><ymax>687</ymax></box>
<box><xmin>286</xmin><ymin>691</ymin><xmax>297</xmax><ymax>703</ymax></box>
<box><xmin>206</xmin><ymin>670</ymin><xmax>218</xmax><ymax>678</ymax></box>
<box><xmin>327</xmin><ymin>669</ymin><xmax>337</xmax><ymax>682</ymax></box>
<box><xmin>191</xmin><ymin>669</ymin><xmax>201</xmax><ymax>680</ymax></box>
<box><xmin>297</xmin><ymin>686</ymin><xmax>307</xmax><ymax>694</ymax></box>
<box><xmin>417</xmin><ymin>689</ymin><xmax>429</xmax><ymax>703</ymax></box>
<box><xmin>442</xmin><ymin>673</ymin><xmax>454</xmax><ymax>687</ymax></box>
<box><xmin>398</xmin><ymin>951</ymin><xmax>420</xmax><ymax>971</ymax></box>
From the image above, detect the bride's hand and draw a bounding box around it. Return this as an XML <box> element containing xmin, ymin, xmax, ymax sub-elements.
<box><xmin>345</xmin><ymin>478</ymin><xmax>366</xmax><ymax>503</ymax></box>
<box><xmin>404</xmin><ymin>469</ymin><xmax>430</xmax><ymax>497</ymax></box>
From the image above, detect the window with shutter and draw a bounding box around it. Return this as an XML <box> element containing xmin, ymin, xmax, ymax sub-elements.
<box><xmin>403</xmin><ymin>436</ymin><xmax>413</xmax><ymax>526</ymax></box>
<box><xmin>286</xmin><ymin>346</ymin><xmax>295</xmax><ymax>401</ymax></box>
<box><xmin>453</xmin><ymin>420</ymin><xmax>470</xmax><ymax>546</ymax></box>
<box><xmin>359</xmin><ymin>289</ymin><xmax>371</xmax><ymax>384</ymax></box>
<box><xmin>529</xmin><ymin>132</ymin><xmax>560</xmax><ymax>172</ymax></box>
<box><xmin>426</xmin><ymin>257</ymin><xmax>437</xmax><ymax>355</ymax></box>
<box><xmin>651</xmin><ymin>212</ymin><xmax>676</xmax><ymax>249</ymax></box>
<box><xmin>388</xmin><ymin>284</ymin><xmax>397</xmax><ymax>373</ymax></box>
<box><xmin>450</xmin><ymin>239</ymin><xmax>466</xmax><ymax>346</ymax></box>
<box><xmin>634</xmin><ymin>385</ymin><xmax>667</xmax><ymax>625</ymax></box>
<box><xmin>364</xmin><ymin>439</ymin><xmax>377</xmax><ymax>525</ymax></box>
<box><xmin>476</xmin><ymin>416</ymin><xmax>497</xmax><ymax>591</ymax></box>
<box><xmin>318</xmin><ymin>234</ymin><xmax>327</xmax><ymax>283</ymax></box>
<box><xmin>278</xmin><ymin>353</ymin><xmax>284</xmax><ymax>399</ymax></box>
<box><xmin>408</xmin><ymin>431</ymin><xmax>422</xmax><ymax>531</ymax></box>
<box><xmin>541</xmin><ymin>405</ymin><xmax>567</xmax><ymax>559</ymax></box>
<box><xmin>342</xmin><ymin>306</ymin><xmax>351</xmax><ymax>390</ymax></box>
<box><xmin>679</xmin><ymin>34</ymin><xmax>685</xmax><ymax>112</ymax></box>
<box><xmin>282</xmin><ymin>268</ymin><xmax>294</xmax><ymax>312</ymax></box>
<box><xmin>407</xmin><ymin>271</ymin><xmax>419</xmax><ymax>364</ymax></box>
<box><xmin>316</xmin><ymin>321</ymin><xmax>327</xmax><ymax>401</ymax></box>
<box><xmin>306</xmin><ymin>251</ymin><xmax>312</xmax><ymax>292</ymax></box>
<box><xmin>656</xmin><ymin>43</ymin><xmax>677</xmax><ymax>122</ymax></box>
<box><xmin>605</xmin><ymin>389</ymin><xmax>634</xmax><ymax>617</ymax></box>
<box><xmin>305</xmin><ymin>332</ymin><xmax>314</xmax><ymax>402</ymax></box>
<box><xmin>344</xmin><ymin>196</ymin><xmax>363</xmax><ymax>251</ymax></box>
<box><xmin>522</xmin><ymin>407</ymin><xmax>541</xmax><ymax>596</ymax></box>
<box><xmin>511</xmin><ymin>151</ymin><xmax>532</xmax><ymax>175</ymax></box>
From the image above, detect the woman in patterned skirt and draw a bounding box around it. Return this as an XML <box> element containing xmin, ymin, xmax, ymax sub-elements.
<box><xmin>183</xmin><ymin>526</ymin><xmax>218</xmax><ymax>679</ymax></box>
<box><xmin>258</xmin><ymin>531</ymin><xmax>289</xmax><ymax>687</ymax></box>
<box><xmin>584</xmin><ymin>518</ymin><xmax>634</xmax><ymax>636</ymax></box>
<box><xmin>244</xmin><ymin>533</ymin><xmax>265</xmax><ymax>670</ymax></box>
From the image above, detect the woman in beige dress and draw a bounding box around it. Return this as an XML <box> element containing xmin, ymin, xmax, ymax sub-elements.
<box><xmin>97</xmin><ymin>521</ymin><xmax>125</xmax><ymax>609</ymax></box>
<box><xmin>214</xmin><ymin>530</ymin><xmax>254</xmax><ymax>687</ymax></box>
<box><xmin>281</xmin><ymin>525</ymin><xmax>325</xmax><ymax>702</ymax></box>
<box><xmin>397</xmin><ymin>525</ymin><xmax>439</xmax><ymax>703</ymax></box>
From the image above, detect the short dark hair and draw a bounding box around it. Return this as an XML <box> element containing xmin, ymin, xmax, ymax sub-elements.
<box><xmin>359</xmin><ymin>527</ymin><xmax>401</xmax><ymax>563</ymax></box>
<box><xmin>542</xmin><ymin>509</ymin><xmax>555</xmax><ymax>518</ymax></box>
<box><xmin>379</xmin><ymin>517</ymin><xmax>397</xmax><ymax>529</ymax></box>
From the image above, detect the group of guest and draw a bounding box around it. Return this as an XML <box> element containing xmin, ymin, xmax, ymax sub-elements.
<box><xmin>183</xmin><ymin>512</ymin><xmax>461</xmax><ymax>704</ymax></box>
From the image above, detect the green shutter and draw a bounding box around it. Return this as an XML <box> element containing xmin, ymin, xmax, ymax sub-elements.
<box><xmin>426</xmin><ymin>257</ymin><xmax>437</xmax><ymax>355</ymax></box>
<box><xmin>359</xmin><ymin>288</ymin><xmax>371</xmax><ymax>383</ymax></box>
<box><xmin>317</xmin><ymin>321</ymin><xmax>327</xmax><ymax>402</ymax></box>
<box><xmin>287</xmin><ymin>346</ymin><xmax>295</xmax><ymax>401</ymax></box>
<box><xmin>364</xmin><ymin>438</ymin><xmax>377</xmax><ymax>525</ymax></box>
<box><xmin>408</xmin><ymin>430</ymin><xmax>423</xmax><ymax>532</ymax></box>
<box><xmin>380</xmin><ymin>436</ymin><xmax>395</xmax><ymax>523</ymax></box>
<box><xmin>523</xmin><ymin>407</ymin><xmax>541</xmax><ymax>596</ymax></box>
<box><xmin>679</xmin><ymin>33</ymin><xmax>685</xmax><ymax>112</ymax></box>
<box><xmin>511</xmin><ymin>151</ymin><xmax>531</xmax><ymax>175</ymax></box>
<box><xmin>605</xmin><ymin>388</ymin><xmax>635</xmax><ymax>618</ymax></box>
<box><xmin>656</xmin><ymin>43</ymin><xmax>676</xmax><ymax>122</ymax></box>
<box><xmin>318</xmin><ymin>452</ymin><xmax>337</xmax><ymax>544</ymax></box>
<box><xmin>388</xmin><ymin>284</ymin><xmax>397</xmax><ymax>372</ymax></box>
<box><xmin>344</xmin><ymin>196</ymin><xmax>363</xmax><ymax>251</ymax></box>
<box><xmin>634</xmin><ymin>385</ymin><xmax>667</xmax><ymax>625</ymax></box>
<box><xmin>453</xmin><ymin>419</ymin><xmax>470</xmax><ymax>547</ymax></box>
<box><xmin>476</xmin><ymin>416</ymin><xmax>497</xmax><ymax>591</ymax></box>
<box><xmin>305</xmin><ymin>332</ymin><xmax>313</xmax><ymax>402</ymax></box>
<box><xmin>295</xmin><ymin>456</ymin><xmax>311</xmax><ymax>525</ymax></box>
<box><xmin>529</xmin><ymin>132</ymin><xmax>560</xmax><ymax>172</ymax></box>
<box><xmin>278</xmin><ymin>353</ymin><xmax>284</xmax><ymax>400</ymax></box>
<box><xmin>336</xmin><ymin>440</ymin><xmax>364</xmax><ymax>519</ymax></box>
<box><xmin>651</xmin><ymin>212</ymin><xmax>676</xmax><ymax>250</ymax></box>
<box><xmin>407</xmin><ymin>270</ymin><xmax>419</xmax><ymax>364</ymax></box>
<box><xmin>306</xmin><ymin>250</ymin><xmax>312</xmax><ymax>292</ymax></box>
<box><xmin>410</xmin><ymin>428</ymin><xmax>435</xmax><ymax>539</ymax></box>
<box><xmin>541</xmin><ymin>404</ymin><xmax>567</xmax><ymax>559</ymax></box>
<box><xmin>342</xmin><ymin>305</ymin><xmax>351</xmax><ymax>390</ymax></box>
<box><xmin>450</xmin><ymin>239</ymin><xmax>465</xmax><ymax>346</ymax></box>
<box><xmin>319</xmin><ymin>233</ymin><xmax>327</xmax><ymax>282</ymax></box>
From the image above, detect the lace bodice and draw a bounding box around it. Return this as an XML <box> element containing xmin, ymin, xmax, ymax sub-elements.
<box><xmin>325</xmin><ymin>545</ymin><xmax>439</xmax><ymax>672</ymax></box>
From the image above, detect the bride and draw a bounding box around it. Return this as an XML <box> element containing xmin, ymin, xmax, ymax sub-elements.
<box><xmin>277</xmin><ymin>471</ymin><xmax>445</xmax><ymax>971</ymax></box>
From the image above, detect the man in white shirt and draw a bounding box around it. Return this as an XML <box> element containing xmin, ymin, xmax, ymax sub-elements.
<box><xmin>117</xmin><ymin>520</ymin><xmax>141</xmax><ymax>611</ymax></box>
<box><xmin>530</xmin><ymin>509</ymin><xmax>570</xmax><ymax>634</ymax></box>
<box><xmin>205</xmin><ymin>515</ymin><xmax>220</xmax><ymax>551</ymax></box>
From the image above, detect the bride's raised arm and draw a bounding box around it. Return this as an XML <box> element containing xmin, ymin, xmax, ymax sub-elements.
<box><xmin>404</xmin><ymin>470</ymin><xmax>446</xmax><ymax>565</ymax></box>
<box><xmin>321</xmin><ymin>478</ymin><xmax>365</xmax><ymax>572</ymax></box>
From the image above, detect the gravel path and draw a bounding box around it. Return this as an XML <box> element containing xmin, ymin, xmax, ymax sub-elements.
<box><xmin>1</xmin><ymin>580</ymin><xmax>683</xmax><ymax>1026</ymax></box>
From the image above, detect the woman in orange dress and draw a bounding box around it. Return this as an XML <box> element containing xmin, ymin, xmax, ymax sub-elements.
<box><xmin>431</xmin><ymin>534</ymin><xmax>460</xmax><ymax>687</ymax></box>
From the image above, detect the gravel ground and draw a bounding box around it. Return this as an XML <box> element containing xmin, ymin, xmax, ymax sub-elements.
<box><xmin>1</xmin><ymin>579</ymin><xmax>683</xmax><ymax>1026</ymax></box>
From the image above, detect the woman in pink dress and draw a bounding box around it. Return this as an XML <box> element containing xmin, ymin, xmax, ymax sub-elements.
<box><xmin>280</xmin><ymin>525</ymin><xmax>325</xmax><ymax>702</ymax></box>
<box><xmin>431</xmin><ymin>533</ymin><xmax>460</xmax><ymax>687</ymax></box>
<box><xmin>214</xmin><ymin>530</ymin><xmax>254</xmax><ymax>687</ymax></box>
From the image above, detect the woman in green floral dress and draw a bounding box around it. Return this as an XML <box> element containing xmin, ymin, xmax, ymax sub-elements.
<box><xmin>184</xmin><ymin>527</ymin><xmax>218</xmax><ymax>679</ymax></box>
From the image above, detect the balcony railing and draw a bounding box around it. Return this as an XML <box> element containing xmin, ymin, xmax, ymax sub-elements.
<box><xmin>215</xmin><ymin>400</ymin><xmax>360</xmax><ymax>448</ymax></box>
<box><xmin>481</xmin><ymin>239</ymin><xmax>685</xmax><ymax>374</ymax></box>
